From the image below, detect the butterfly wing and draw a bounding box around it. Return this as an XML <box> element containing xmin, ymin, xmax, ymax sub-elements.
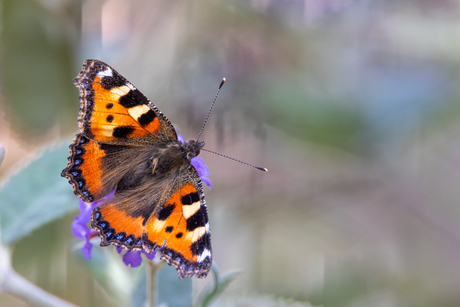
<box><xmin>91</xmin><ymin>164</ymin><xmax>212</xmax><ymax>278</ymax></box>
<box><xmin>61</xmin><ymin>134</ymin><xmax>110</xmax><ymax>202</ymax></box>
<box><xmin>91</xmin><ymin>201</ymin><xmax>145</xmax><ymax>251</ymax></box>
<box><xmin>143</xmin><ymin>165</ymin><xmax>212</xmax><ymax>278</ymax></box>
<box><xmin>62</xmin><ymin>60</ymin><xmax>177</xmax><ymax>202</ymax></box>
<box><xmin>74</xmin><ymin>59</ymin><xmax>177</xmax><ymax>144</ymax></box>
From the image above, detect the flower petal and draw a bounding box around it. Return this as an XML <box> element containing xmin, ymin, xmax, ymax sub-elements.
<box><xmin>72</xmin><ymin>189</ymin><xmax>118</xmax><ymax>259</ymax></box>
<box><xmin>82</xmin><ymin>240</ymin><xmax>92</xmax><ymax>259</ymax></box>
<box><xmin>71</xmin><ymin>219</ymin><xmax>89</xmax><ymax>240</ymax></box>
<box><xmin>123</xmin><ymin>251</ymin><xmax>142</xmax><ymax>267</ymax></box>
<box><xmin>201</xmin><ymin>177</ymin><xmax>213</xmax><ymax>190</ymax></box>
<box><xmin>77</xmin><ymin>199</ymin><xmax>92</xmax><ymax>224</ymax></box>
<box><xmin>143</xmin><ymin>250</ymin><xmax>156</xmax><ymax>260</ymax></box>
<box><xmin>191</xmin><ymin>157</ymin><xmax>210</xmax><ymax>177</ymax></box>
<box><xmin>191</xmin><ymin>157</ymin><xmax>212</xmax><ymax>189</ymax></box>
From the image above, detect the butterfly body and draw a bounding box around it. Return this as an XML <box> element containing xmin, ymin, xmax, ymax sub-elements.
<box><xmin>62</xmin><ymin>60</ymin><xmax>212</xmax><ymax>278</ymax></box>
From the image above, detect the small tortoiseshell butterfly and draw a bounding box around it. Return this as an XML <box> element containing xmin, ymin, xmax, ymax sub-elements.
<box><xmin>62</xmin><ymin>59</ymin><xmax>213</xmax><ymax>278</ymax></box>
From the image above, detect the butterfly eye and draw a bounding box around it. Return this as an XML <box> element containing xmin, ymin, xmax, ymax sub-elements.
<box><xmin>188</xmin><ymin>150</ymin><xmax>199</xmax><ymax>159</ymax></box>
<box><xmin>182</xmin><ymin>139</ymin><xmax>205</xmax><ymax>161</ymax></box>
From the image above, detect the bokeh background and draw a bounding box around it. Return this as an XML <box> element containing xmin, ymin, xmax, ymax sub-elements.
<box><xmin>1</xmin><ymin>0</ymin><xmax>460</xmax><ymax>306</ymax></box>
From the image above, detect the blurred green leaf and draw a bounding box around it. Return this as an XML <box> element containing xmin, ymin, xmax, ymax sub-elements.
<box><xmin>155</xmin><ymin>264</ymin><xmax>193</xmax><ymax>307</ymax></box>
<box><xmin>130</xmin><ymin>266</ymin><xmax>147</xmax><ymax>307</ymax></box>
<box><xmin>215</xmin><ymin>294</ymin><xmax>316</xmax><ymax>307</ymax></box>
<box><xmin>264</xmin><ymin>81</ymin><xmax>366</xmax><ymax>153</ymax></box>
<box><xmin>198</xmin><ymin>262</ymin><xmax>239</xmax><ymax>307</ymax></box>
<box><xmin>131</xmin><ymin>259</ymin><xmax>193</xmax><ymax>307</ymax></box>
<box><xmin>78</xmin><ymin>246</ymin><xmax>134</xmax><ymax>305</ymax></box>
<box><xmin>0</xmin><ymin>0</ymin><xmax>78</xmax><ymax>140</ymax></box>
<box><xmin>0</xmin><ymin>140</ymin><xmax>77</xmax><ymax>244</ymax></box>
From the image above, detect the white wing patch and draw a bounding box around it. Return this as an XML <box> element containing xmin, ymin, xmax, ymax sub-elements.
<box><xmin>109</xmin><ymin>85</ymin><xmax>131</xmax><ymax>96</ymax></box>
<box><xmin>182</xmin><ymin>201</ymin><xmax>201</xmax><ymax>219</ymax></box>
<box><xmin>185</xmin><ymin>226</ymin><xmax>206</xmax><ymax>242</ymax></box>
<box><xmin>97</xmin><ymin>67</ymin><xmax>113</xmax><ymax>77</ymax></box>
<box><xmin>128</xmin><ymin>104</ymin><xmax>151</xmax><ymax>120</ymax></box>
<box><xmin>197</xmin><ymin>248</ymin><xmax>211</xmax><ymax>263</ymax></box>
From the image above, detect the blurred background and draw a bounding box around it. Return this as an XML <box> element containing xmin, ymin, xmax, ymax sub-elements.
<box><xmin>1</xmin><ymin>0</ymin><xmax>460</xmax><ymax>306</ymax></box>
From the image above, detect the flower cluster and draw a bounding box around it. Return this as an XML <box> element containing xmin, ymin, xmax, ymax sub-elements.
<box><xmin>71</xmin><ymin>134</ymin><xmax>211</xmax><ymax>267</ymax></box>
<box><xmin>71</xmin><ymin>190</ymin><xmax>114</xmax><ymax>259</ymax></box>
<box><xmin>116</xmin><ymin>246</ymin><xmax>156</xmax><ymax>267</ymax></box>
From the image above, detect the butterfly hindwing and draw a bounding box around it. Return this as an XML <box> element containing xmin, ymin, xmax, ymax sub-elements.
<box><xmin>90</xmin><ymin>164</ymin><xmax>212</xmax><ymax>278</ymax></box>
<box><xmin>73</xmin><ymin>59</ymin><xmax>177</xmax><ymax>144</ymax></box>
<box><xmin>142</xmin><ymin>165</ymin><xmax>212</xmax><ymax>279</ymax></box>
<box><xmin>92</xmin><ymin>203</ymin><xmax>144</xmax><ymax>251</ymax></box>
<box><xmin>62</xmin><ymin>133</ymin><xmax>151</xmax><ymax>203</ymax></box>
<box><xmin>61</xmin><ymin>134</ymin><xmax>113</xmax><ymax>202</ymax></box>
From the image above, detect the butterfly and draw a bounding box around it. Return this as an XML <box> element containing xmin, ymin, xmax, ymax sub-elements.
<box><xmin>62</xmin><ymin>59</ymin><xmax>212</xmax><ymax>278</ymax></box>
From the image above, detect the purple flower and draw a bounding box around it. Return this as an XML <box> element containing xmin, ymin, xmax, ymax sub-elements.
<box><xmin>123</xmin><ymin>251</ymin><xmax>143</xmax><ymax>267</ymax></box>
<box><xmin>72</xmin><ymin>199</ymin><xmax>98</xmax><ymax>259</ymax></box>
<box><xmin>177</xmin><ymin>134</ymin><xmax>212</xmax><ymax>189</ymax></box>
<box><xmin>71</xmin><ymin>190</ymin><xmax>115</xmax><ymax>259</ymax></box>
<box><xmin>116</xmin><ymin>247</ymin><xmax>156</xmax><ymax>267</ymax></box>
<box><xmin>191</xmin><ymin>157</ymin><xmax>212</xmax><ymax>189</ymax></box>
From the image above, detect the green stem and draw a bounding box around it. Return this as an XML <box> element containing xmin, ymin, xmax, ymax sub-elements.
<box><xmin>145</xmin><ymin>260</ymin><xmax>165</xmax><ymax>307</ymax></box>
<box><xmin>145</xmin><ymin>261</ymin><xmax>155</xmax><ymax>307</ymax></box>
<box><xmin>0</xmin><ymin>245</ymin><xmax>77</xmax><ymax>307</ymax></box>
<box><xmin>3</xmin><ymin>269</ymin><xmax>78</xmax><ymax>307</ymax></box>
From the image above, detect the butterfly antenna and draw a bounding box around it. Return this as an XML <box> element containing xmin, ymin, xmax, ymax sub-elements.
<box><xmin>196</xmin><ymin>78</ymin><xmax>226</xmax><ymax>143</ymax></box>
<box><xmin>202</xmin><ymin>148</ymin><xmax>268</xmax><ymax>172</ymax></box>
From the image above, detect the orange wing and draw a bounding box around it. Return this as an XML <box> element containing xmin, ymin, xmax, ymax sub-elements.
<box><xmin>91</xmin><ymin>166</ymin><xmax>212</xmax><ymax>278</ymax></box>
<box><xmin>74</xmin><ymin>59</ymin><xmax>177</xmax><ymax>144</ymax></box>
<box><xmin>61</xmin><ymin>132</ymin><xmax>149</xmax><ymax>202</ymax></box>
<box><xmin>92</xmin><ymin>203</ymin><xmax>144</xmax><ymax>251</ymax></box>
<box><xmin>61</xmin><ymin>135</ymin><xmax>106</xmax><ymax>202</ymax></box>
<box><xmin>63</xmin><ymin>59</ymin><xmax>177</xmax><ymax>201</ymax></box>
<box><xmin>142</xmin><ymin>174</ymin><xmax>212</xmax><ymax>278</ymax></box>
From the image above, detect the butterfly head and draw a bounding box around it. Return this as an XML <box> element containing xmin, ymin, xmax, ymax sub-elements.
<box><xmin>182</xmin><ymin>139</ymin><xmax>205</xmax><ymax>161</ymax></box>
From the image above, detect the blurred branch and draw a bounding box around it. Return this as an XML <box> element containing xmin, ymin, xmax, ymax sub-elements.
<box><xmin>0</xmin><ymin>218</ymin><xmax>77</xmax><ymax>307</ymax></box>
<box><xmin>145</xmin><ymin>259</ymin><xmax>165</xmax><ymax>307</ymax></box>
<box><xmin>145</xmin><ymin>260</ymin><xmax>154</xmax><ymax>307</ymax></box>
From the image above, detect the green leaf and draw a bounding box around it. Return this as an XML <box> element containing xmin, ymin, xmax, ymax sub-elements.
<box><xmin>199</xmin><ymin>262</ymin><xmax>239</xmax><ymax>307</ymax></box>
<box><xmin>130</xmin><ymin>266</ymin><xmax>147</xmax><ymax>307</ymax></box>
<box><xmin>215</xmin><ymin>294</ymin><xmax>317</xmax><ymax>307</ymax></box>
<box><xmin>0</xmin><ymin>0</ymin><xmax>78</xmax><ymax>140</ymax></box>
<box><xmin>263</xmin><ymin>80</ymin><xmax>366</xmax><ymax>153</ymax></box>
<box><xmin>78</xmin><ymin>246</ymin><xmax>134</xmax><ymax>306</ymax></box>
<box><xmin>130</xmin><ymin>259</ymin><xmax>193</xmax><ymax>307</ymax></box>
<box><xmin>0</xmin><ymin>140</ymin><xmax>77</xmax><ymax>245</ymax></box>
<box><xmin>155</xmin><ymin>264</ymin><xmax>193</xmax><ymax>307</ymax></box>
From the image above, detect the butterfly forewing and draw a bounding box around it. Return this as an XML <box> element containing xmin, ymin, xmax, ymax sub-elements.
<box><xmin>74</xmin><ymin>59</ymin><xmax>177</xmax><ymax>144</ymax></box>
